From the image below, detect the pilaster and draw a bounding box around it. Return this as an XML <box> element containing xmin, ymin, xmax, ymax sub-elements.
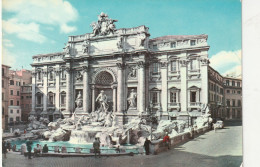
<box><xmin>65</xmin><ymin>65</ymin><xmax>72</xmax><ymax>114</ymax></box>
<box><xmin>116</xmin><ymin>62</ymin><xmax>125</xmax><ymax>113</ymax></box>
<box><xmin>160</xmin><ymin>59</ymin><xmax>168</xmax><ymax>113</ymax></box>
<box><xmin>31</xmin><ymin>68</ymin><xmax>36</xmax><ymax>114</ymax></box>
<box><xmin>43</xmin><ymin>68</ymin><xmax>48</xmax><ymax>113</ymax></box>
<box><xmin>82</xmin><ymin>64</ymin><xmax>90</xmax><ymax>113</ymax></box>
<box><xmin>137</xmin><ymin>61</ymin><xmax>146</xmax><ymax>113</ymax></box>
<box><xmin>55</xmin><ymin>66</ymin><xmax>60</xmax><ymax>111</ymax></box>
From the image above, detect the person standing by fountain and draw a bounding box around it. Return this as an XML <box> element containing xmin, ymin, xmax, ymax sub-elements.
<box><xmin>2</xmin><ymin>140</ymin><xmax>7</xmax><ymax>158</ymax></box>
<box><xmin>93</xmin><ymin>137</ymin><xmax>101</xmax><ymax>158</ymax></box>
<box><xmin>144</xmin><ymin>138</ymin><xmax>151</xmax><ymax>155</ymax></box>
<box><xmin>42</xmin><ymin>144</ymin><xmax>48</xmax><ymax>153</ymax></box>
<box><xmin>26</xmin><ymin>139</ymin><xmax>33</xmax><ymax>159</ymax></box>
<box><xmin>163</xmin><ymin>133</ymin><xmax>170</xmax><ymax>150</ymax></box>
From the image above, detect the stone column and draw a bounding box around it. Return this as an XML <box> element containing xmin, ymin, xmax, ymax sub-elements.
<box><xmin>161</xmin><ymin>61</ymin><xmax>168</xmax><ymax>114</ymax></box>
<box><xmin>180</xmin><ymin>59</ymin><xmax>188</xmax><ymax>113</ymax></box>
<box><xmin>112</xmin><ymin>85</ymin><xmax>117</xmax><ymax>112</ymax></box>
<box><xmin>31</xmin><ymin>69</ymin><xmax>36</xmax><ymax>114</ymax></box>
<box><xmin>55</xmin><ymin>67</ymin><xmax>60</xmax><ymax>111</ymax></box>
<box><xmin>138</xmin><ymin>61</ymin><xmax>146</xmax><ymax>113</ymax></box>
<box><xmin>91</xmin><ymin>85</ymin><xmax>96</xmax><ymax>112</ymax></box>
<box><xmin>65</xmin><ymin>66</ymin><xmax>72</xmax><ymax>114</ymax></box>
<box><xmin>200</xmin><ymin>56</ymin><xmax>209</xmax><ymax>108</ymax></box>
<box><xmin>82</xmin><ymin>65</ymin><xmax>90</xmax><ymax>113</ymax></box>
<box><xmin>116</xmin><ymin>63</ymin><xmax>124</xmax><ymax>113</ymax></box>
<box><xmin>43</xmin><ymin>69</ymin><xmax>48</xmax><ymax>113</ymax></box>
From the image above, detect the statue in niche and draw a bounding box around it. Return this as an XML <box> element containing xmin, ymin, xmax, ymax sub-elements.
<box><xmin>127</xmin><ymin>89</ymin><xmax>137</xmax><ymax>109</ymax></box>
<box><xmin>128</xmin><ymin>66</ymin><xmax>137</xmax><ymax>78</ymax></box>
<box><xmin>96</xmin><ymin>90</ymin><xmax>109</xmax><ymax>112</ymax></box>
<box><xmin>75</xmin><ymin>71</ymin><xmax>83</xmax><ymax>81</ymax></box>
<box><xmin>75</xmin><ymin>91</ymin><xmax>83</xmax><ymax>109</ymax></box>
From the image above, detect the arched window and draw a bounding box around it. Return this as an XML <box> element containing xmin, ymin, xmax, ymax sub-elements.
<box><xmin>95</xmin><ymin>71</ymin><xmax>113</xmax><ymax>85</ymax></box>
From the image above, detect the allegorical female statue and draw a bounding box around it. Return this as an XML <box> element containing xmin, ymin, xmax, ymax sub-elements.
<box><xmin>75</xmin><ymin>91</ymin><xmax>83</xmax><ymax>108</ymax></box>
<box><xmin>127</xmin><ymin>89</ymin><xmax>137</xmax><ymax>108</ymax></box>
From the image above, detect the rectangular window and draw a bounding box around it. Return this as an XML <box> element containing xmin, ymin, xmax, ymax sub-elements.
<box><xmin>232</xmin><ymin>99</ymin><xmax>236</xmax><ymax>106</ymax></box>
<box><xmin>21</xmin><ymin>96</ymin><xmax>23</xmax><ymax>99</ymax></box>
<box><xmin>227</xmin><ymin>90</ymin><xmax>230</xmax><ymax>94</ymax></box>
<box><xmin>10</xmin><ymin>100</ymin><xmax>14</xmax><ymax>106</ymax></box>
<box><xmin>10</xmin><ymin>118</ymin><xmax>13</xmax><ymax>122</ymax></box>
<box><xmin>226</xmin><ymin>99</ymin><xmax>230</xmax><ymax>107</ymax></box>
<box><xmin>152</xmin><ymin>63</ymin><xmax>159</xmax><ymax>73</ymax></box>
<box><xmin>17</xmin><ymin>91</ymin><xmax>20</xmax><ymax>96</ymax></box>
<box><xmin>238</xmin><ymin>100</ymin><xmax>241</xmax><ymax>107</ymax></box>
<box><xmin>10</xmin><ymin>90</ymin><xmax>13</xmax><ymax>95</ymax></box>
<box><xmin>237</xmin><ymin>91</ymin><xmax>241</xmax><ymax>94</ymax></box>
<box><xmin>190</xmin><ymin>59</ymin><xmax>197</xmax><ymax>70</ymax></box>
<box><xmin>17</xmin><ymin>101</ymin><xmax>20</xmax><ymax>106</ymax></box>
<box><xmin>10</xmin><ymin>109</ymin><xmax>13</xmax><ymax>114</ymax></box>
<box><xmin>2</xmin><ymin>80</ymin><xmax>4</xmax><ymax>88</ymax></box>
<box><xmin>61</xmin><ymin>95</ymin><xmax>66</xmax><ymax>105</ymax></box>
<box><xmin>151</xmin><ymin>92</ymin><xmax>158</xmax><ymax>104</ymax></box>
<box><xmin>2</xmin><ymin>68</ymin><xmax>4</xmax><ymax>76</ymax></box>
<box><xmin>190</xmin><ymin>91</ymin><xmax>196</xmax><ymax>102</ymax></box>
<box><xmin>2</xmin><ymin>93</ymin><xmax>4</xmax><ymax>101</ymax></box>
<box><xmin>16</xmin><ymin>117</ymin><xmax>20</xmax><ymax>122</ymax></box>
<box><xmin>232</xmin><ymin>81</ymin><xmax>235</xmax><ymax>86</ymax></box>
<box><xmin>232</xmin><ymin>90</ymin><xmax>236</xmax><ymax>94</ymax></box>
<box><xmin>10</xmin><ymin>80</ymin><xmax>14</xmax><ymax>85</ymax></box>
<box><xmin>2</xmin><ymin>107</ymin><xmax>4</xmax><ymax>115</ymax></box>
<box><xmin>37</xmin><ymin>96</ymin><xmax>42</xmax><ymax>104</ymax></box>
<box><xmin>171</xmin><ymin>61</ymin><xmax>177</xmax><ymax>72</ymax></box>
<box><xmin>171</xmin><ymin>42</ymin><xmax>176</xmax><ymax>48</ymax></box>
<box><xmin>226</xmin><ymin>80</ymin><xmax>230</xmax><ymax>86</ymax></box>
<box><xmin>190</xmin><ymin>40</ymin><xmax>196</xmax><ymax>46</ymax></box>
<box><xmin>17</xmin><ymin>110</ymin><xmax>19</xmax><ymax>114</ymax></box>
<box><xmin>170</xmin><ymin>92</ymin><xmax>177</xmax><ymax>103</ymax></box>
<box><xmin>237</xmin><ymin>82</ymin><xmax>240</xmax><ymax>87</ymax></box>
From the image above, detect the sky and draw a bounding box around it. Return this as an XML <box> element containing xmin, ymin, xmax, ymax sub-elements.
<box><xmin>2</xmin><ymin>0</ymin><xmax>241</xmax><ymax>77</ymax></box>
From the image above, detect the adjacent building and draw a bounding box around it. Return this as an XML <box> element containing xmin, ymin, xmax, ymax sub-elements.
<box><xmin>2</xmin><ymin>64</ymin><xmax>11</xmax><ymax>131</ymax></box>
<box><xmin>223</xmin><ymin>77</ymin><xmax>242</xmax><ymax>120</ymax></box>
<box><xmin>8</xmin><ymin>69</ymin><xmax>32</xmax><ymax>124</ymax></box>
<box><xmin>30</xmin><ymin>13</ymin><xmax>210</xmax><ymax>125</ymax></box>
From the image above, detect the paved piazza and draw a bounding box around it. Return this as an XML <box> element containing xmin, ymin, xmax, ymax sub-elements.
<box><xmin>3</xmin><ymin>121</ymin><xmax>242</xmax><ymax>167</ymax></box>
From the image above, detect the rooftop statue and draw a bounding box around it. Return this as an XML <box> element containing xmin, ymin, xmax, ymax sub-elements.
<box><xmin>91</xmin><ymin>12</ymin><xmax>118</xmax><ymax>37</ymax></box>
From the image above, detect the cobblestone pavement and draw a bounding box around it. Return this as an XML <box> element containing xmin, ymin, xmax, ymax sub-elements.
<box><xmin>2</xmin><ymin>121</ymin><xmax>242</xmax><ymax>167</ymax></box>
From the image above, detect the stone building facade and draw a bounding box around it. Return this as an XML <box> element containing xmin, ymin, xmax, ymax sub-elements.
<box><xmin>8</xmin><ymin>69</ymin><xmax>32</xmax><ymax>123</ymax></box>
<box><xmin>2</xmin><ymin>64</ymin><xmax>10</xmax><ymax>131</ymax></box>
<box><xmin>208</xmin><ymin>66</ymin><xmax>225</xmax><ymax>120</ymax></box>
<box><xmin>223</xmin><ymin>77</ymin><xmax>242</xmax><ymax>120</ymax></box>
<box><xmin>31</xmin><ymin>13</ymin><xmax>210</xmax><ymax>125</ymax></box>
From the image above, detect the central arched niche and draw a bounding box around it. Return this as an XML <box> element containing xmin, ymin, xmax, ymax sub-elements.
<box><xmin>95</xmin><ymin>71</ymin><xmax>114</xmax><ymax>85</ymax></box>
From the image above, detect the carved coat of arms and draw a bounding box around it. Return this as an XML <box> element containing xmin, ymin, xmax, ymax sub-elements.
<box><xmin>90</xmin><ymin>12</ymin><xmax>118</xmax><ymax>37</ymax></box>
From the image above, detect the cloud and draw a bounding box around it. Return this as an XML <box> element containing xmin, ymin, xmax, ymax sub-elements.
<box><xmin>2</xmin><ymin>47</ymin><xmax>16</xmax><ymax>67</ymax></box>
<box><xmin>2</xmin><ymin>0</ymin><xmax>78</xmax><ymax>34</ymax></box>
<box><xmin>210</xmin><ymin>50</ymin><xmax>242</xmax><ymax>77</ymax></box>
<box><xmin>3</xmin><ymin>39</ymin><xmax>14</xmax><ymax>47</ymax></box>
<box><xmin>3</xmin><ymin>18</ymin><xmax>47</xmax><ymax>43</ymax></box>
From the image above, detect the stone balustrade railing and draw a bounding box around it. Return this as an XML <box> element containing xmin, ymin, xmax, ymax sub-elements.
<box><xmin>149</xmin><ymin>126</ymin><xmax>209</xmax><ymax>155</ymax></box>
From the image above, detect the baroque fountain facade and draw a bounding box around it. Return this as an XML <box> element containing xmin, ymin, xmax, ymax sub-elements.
<box><xmin>28</xmin><ymin>12</ymin><xmax>211</xmax><ymax>147</ymax></box>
